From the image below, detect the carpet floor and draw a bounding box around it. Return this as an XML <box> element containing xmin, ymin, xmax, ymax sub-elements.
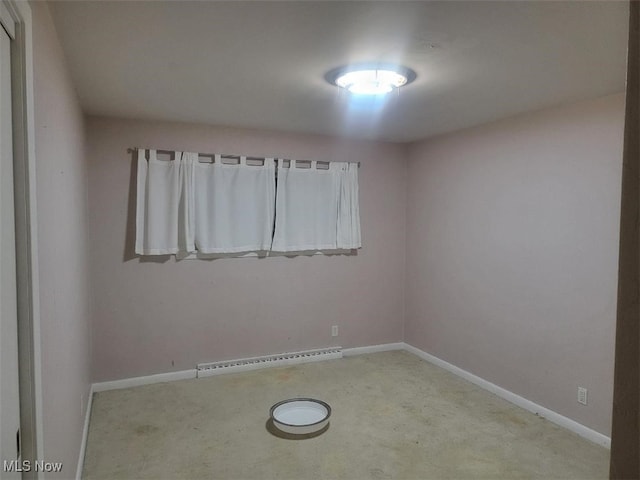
<box><xmin>83</xmin><ymin>350</ymin><xmax>609</xmax><ymax>479</ymax></box>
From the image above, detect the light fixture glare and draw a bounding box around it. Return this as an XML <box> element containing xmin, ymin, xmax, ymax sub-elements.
<box><xmin>330</xmin><ymin>66</ymin><xmax>414</xmax><ymax>96</ymax></box>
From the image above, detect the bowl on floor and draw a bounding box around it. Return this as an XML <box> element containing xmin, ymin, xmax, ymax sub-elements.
<box><xmin>269</xmin><ymin>398</ymin><xmax>331</xmax><ymax>437</ymax></box>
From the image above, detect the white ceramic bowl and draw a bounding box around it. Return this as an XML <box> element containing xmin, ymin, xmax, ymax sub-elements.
<box><xmin>270</xmin><ymin>398</ymin><xmax>331</xmax><ymax>435</ymax></box>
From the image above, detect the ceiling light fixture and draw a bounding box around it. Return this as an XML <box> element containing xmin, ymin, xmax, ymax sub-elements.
<box><xmin>326</xmin><ymin>64</ymin><xmax>416</xmax><ymax>95</ymax></box>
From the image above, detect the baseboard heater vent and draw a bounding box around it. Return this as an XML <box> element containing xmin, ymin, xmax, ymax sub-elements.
<box><xmin>197</xmin><ymin>347</ymin><xmax>343</xmax><ymax>378</ymax></box>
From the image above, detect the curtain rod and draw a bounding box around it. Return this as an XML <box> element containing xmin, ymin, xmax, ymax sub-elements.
<box><xmin>126</xmin><ymin>147</ymin><xmax>360</xmax><ymax>168</ymax></box>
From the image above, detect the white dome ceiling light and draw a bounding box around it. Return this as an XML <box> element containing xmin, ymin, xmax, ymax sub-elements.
<box><xmin>326</xmin><ymin>64</ymin><xmax>417</xmax><ymax>95</ymax></box>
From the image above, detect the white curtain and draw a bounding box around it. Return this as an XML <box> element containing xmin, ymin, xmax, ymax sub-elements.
<box><xmin>136</xmin><ymin>150</ymin><xmax>360</xmax><ymax>256</ymax></box>
<box><xmin>193</xmin><ymin>156</ymin><xmax>275</xmax><ymax>253</ymax></box>
<box><xmin>135</xmin><ymin>150</ymin><xmax>275</xmax><ymax>256</ymax></box>
<box><xmin>272</xmin><ymin>160</ymin><xmax>361</xmax><ymax>252</ymax></box>
<box><xmin>336</xmin><ymin>162</ymin><xmax>361</xmax><ymax>249</ymax></box>
<box><xmin>135</xmin><ymin>149</ymin><xmax>193</xmax><ymax>255</ymax></box>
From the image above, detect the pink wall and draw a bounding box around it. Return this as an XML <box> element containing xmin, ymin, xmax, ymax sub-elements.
<box><xmin>86</xmin><ymin>117</ymin><xmax>407</xmax><ymax>382</ymax></box>
<box><xmin>405</xmin><ymin>94</ymin><xmax>625</xmax><ymax>435</ymax></box>
<box><xmin>32</xmin><ymin>2</ymin><xmax>92</xmax><ymax>477</ymax></box>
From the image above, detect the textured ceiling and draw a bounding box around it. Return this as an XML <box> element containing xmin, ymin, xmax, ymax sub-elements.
<box><xmin>50</xmin><ymin>1</ymin><xmax>628</xmax><ymax>143</ymax></box>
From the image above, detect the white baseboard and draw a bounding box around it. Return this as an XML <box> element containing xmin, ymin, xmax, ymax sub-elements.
<box><xmin>342</xmin><ymin>342</ymin><xmax>404</xmax><ymax>356</ymax></box>
<box><xmin>401</xmin><ymin>343</ymin><xmax>611</xmax><ymax>448</ymax></box>
<box><xmin>93</xmin><ymin>344</ymin><xmax>402</xmax><ymax>389</ymax></box>
<box><xmin>76</xmin><ymin>384</ymin><xmax>94</xmax><ymax>480</ymax></box>
<box><xmin>92</xmin><ymin>369</ymin><xmax>197</xmax><ymax>393</ymax></box>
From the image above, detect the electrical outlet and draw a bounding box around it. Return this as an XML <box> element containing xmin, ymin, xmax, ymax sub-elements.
<box><xmin>331</xmin><ymin>325</ymin><xmax>339</xmax><ymax>337</ymax></box>
<box><xmin>577</xmin><ymin>387</ymin><xmax>588</xmax><ymax>405</ymax></box>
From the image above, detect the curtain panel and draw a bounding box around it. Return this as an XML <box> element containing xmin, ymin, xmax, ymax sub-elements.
<box><xmin>135</xmin><ymin>149</ymin><xmax>361</xmax><ymax>256</ymax></box>
<box><xmin>193</xmin><ymin>156</ymin><xmax>275</xmax><ymax>253</ymax></box>
<box><xmin>135</xmin><ymin>149</ymin><xmax>191</xmax><ymax>255</ymax></box>
<box><xmin>272</xmin><ymin>161</ymin><xmax>361</xmax><ymax>252</ymax></box>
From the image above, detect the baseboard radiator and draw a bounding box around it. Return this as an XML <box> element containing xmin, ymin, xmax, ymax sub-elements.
<box><xmin>197</xmin><ymin>346</ymin><xmax>343</xmax><ymax>378</ymax></box>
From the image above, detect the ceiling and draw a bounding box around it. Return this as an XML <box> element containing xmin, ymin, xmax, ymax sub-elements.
<box><xmin>50</xmin><ymin>1</ymin><xmax>629</xmax><ymax>143</ymax></box>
